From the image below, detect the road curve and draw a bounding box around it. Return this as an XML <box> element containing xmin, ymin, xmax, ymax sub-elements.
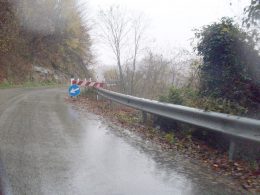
<box><xmin>0</xmin><ymin>88</ymin><xmax>244</xmax><ymax>195</ymax></box>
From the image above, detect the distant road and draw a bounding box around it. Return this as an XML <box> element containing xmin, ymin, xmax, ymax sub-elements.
<box><xmin>0</xmin><ymin>88</ymin><xmax>244</xmax><ymax>195</ymax></box>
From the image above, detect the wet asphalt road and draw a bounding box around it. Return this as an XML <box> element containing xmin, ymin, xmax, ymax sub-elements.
<box><xmin>0</xmin><ymin>88</ymin><xmax>244</xmax><ymax>195</ymax></box>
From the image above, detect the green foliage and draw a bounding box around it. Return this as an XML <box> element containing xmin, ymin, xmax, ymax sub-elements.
<box><xmin>116</xmin><ymin>112</ymin><xmax>140</xmax><ymax>125</ymax></box>
<box><xmin>165</xmin><ymin>133</ymin><xmax>175</xmax><ymax>144</ymax></box>
<box><xmin>160</xmin><ymin>86</ymin><xmax>248</xmax><ymax>115</ymax></box>
<box><xmin>167</xmin><ymin>87</ymin><xmax>184</xmax><ymax>105</ymax></box>
<box><xmin>243</xmin><ymin>0</ymin><xmax>260</xmax><ymax>27</ymax></box>
<box><xmin>160</xmin><ymin>87</ymin><xmax>198</xmax><ymax>107</ymax></box>
<box><xmin>242</xmin><ymin>1</ymin><xmax>260</xmax><ymax>49</ymax></box>
<box><xmin>158</xmin><ymin>86</ymin><xmax>248</xmax><ymax>152</ymax></box>
<box><xmin>195</xmin><ymin>18</ymin><xmax>260</xmax><ymax>108</ymax></box>
<box><xmin>81</xmin><ymin>88</ymin><xmax>96</xmax><ymax>97</ymax></box>
<box><xmin>197</xmin><ymin>97</ymin><xmax>247</xmax><ymax>115</ymax></box>
<box><xmin>0</xmin><ymin>80</ymin><xmax>61</xmax><ymax>89</ymax></box>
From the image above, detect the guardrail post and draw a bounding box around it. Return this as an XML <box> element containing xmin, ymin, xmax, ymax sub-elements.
<box><xmin>228</xmin><ymin>139</ymin><xmax>236</xmax><ymax>161</ymax></box>
<box><xmin>109</xmin><ymin>100</ymin><xmax>115</xmax><ymax>110</ymax></box>
<box><xmin>142</xmin><ymin>111</ymin><xmax>147</xmax><ymax>124</ymax></box>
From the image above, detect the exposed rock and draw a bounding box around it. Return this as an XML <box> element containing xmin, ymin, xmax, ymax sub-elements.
<box><xmin>32</xmin><ymin>65</ymin><xmax>68</xmax><ymax>83</ymax></box>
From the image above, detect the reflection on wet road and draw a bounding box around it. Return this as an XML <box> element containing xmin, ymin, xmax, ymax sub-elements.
<box><xmin>0</xmin><ymin>88</ymin><xmax>242</xmax><ymax>194</ymax></box>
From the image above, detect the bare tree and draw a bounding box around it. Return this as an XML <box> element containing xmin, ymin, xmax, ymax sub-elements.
<box><xmin>169</xmin><ymin>49</ymin><xmax>194</xmax><ymax>87</ymax></box>
<box><xmin>98</xmin><ymin>6</ymin><xmax>148</xmax><ymax>94</ymax></box>
<box><xmin>129</xmin><ymin>14</ymin><xmax>147</xmax><ymax>95</ymax></box>
<box><xmin>186</xmin><ymin>58</ymin><xmax>201</xmax><ymax>88</ymax></box>
<box><xmin>135</xmin><ymin>51</ymin><xmax>171</xmax><ymax>99</ymax></box>
<box><xmin>98</xmin><ymin>6</ymin><xmax>131</xmax><ymax>92</ymax></box>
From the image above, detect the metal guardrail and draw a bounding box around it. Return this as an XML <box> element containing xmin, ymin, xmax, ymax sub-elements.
<box><xmin>97</xmin><ymin>88</ymin><xmax>260</xmax><ymax>143</ymax></box>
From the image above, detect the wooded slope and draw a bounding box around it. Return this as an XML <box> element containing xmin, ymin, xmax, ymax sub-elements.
<box><xmin>0</xmin><ymin>0</ymin><xmax>93</xmax><ymax>83</ymax></box>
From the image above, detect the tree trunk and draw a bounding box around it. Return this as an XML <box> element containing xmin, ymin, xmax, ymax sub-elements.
<box><xmin>117</xmin><ymin>57</ymin><xmax>125</xmax><ymax>93</ymax></box>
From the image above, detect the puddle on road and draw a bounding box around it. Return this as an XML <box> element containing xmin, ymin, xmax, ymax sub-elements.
<box><xmin>70</xmin><ymin>106</ymin><xmax>244</xmax><ymax>195</ymax></box>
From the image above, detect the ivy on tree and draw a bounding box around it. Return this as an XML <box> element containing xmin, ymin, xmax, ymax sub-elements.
<box><xmin>195</xmin><ymin>18</ymin><xmax>260</xmax><ymax>108</ymax></box>
<box><xmin>243</xmin><ymin>0</ymin><xmax>260</xmax><ymax>28</ymax></box>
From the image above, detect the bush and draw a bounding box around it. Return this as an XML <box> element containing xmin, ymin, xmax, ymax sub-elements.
<box><xmin>165</xmin><ymin>133</ymin><xmax>175</xmax><ymax>144</ymax></box>
<box><xmin>160</xmin><ymin>86</ymin><xmax>247</xmax><ymax>116</ymax></box>
<box><xmin>195</xmin><ymin>17</ymin><xmax>260</xmax><ymax>108</ymax></box>
<box><xmin>156</xmin><ymin>86</ymin><xmax>248</xmax><ymax>150</ymax></box>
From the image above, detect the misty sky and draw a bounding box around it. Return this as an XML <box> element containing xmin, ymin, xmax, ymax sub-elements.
<box><xmin>83</xmin><ymin>0</ymin><xmax>251</xmax><ymax>67</ymax></box>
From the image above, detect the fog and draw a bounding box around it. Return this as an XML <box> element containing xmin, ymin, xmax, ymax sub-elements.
<box><xmin>15</xmin><ymin>0</ymin><xmax>74</xmax><ymax>35</ymax></box>
<box><xmin>83</xmin><ymin>0</ymin><xmax>251</xmax><ymax>66</ymax></box>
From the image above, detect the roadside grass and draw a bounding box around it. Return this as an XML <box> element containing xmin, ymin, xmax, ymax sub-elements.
<box><xmin>0</xmin><ymin>80</ymin><xmax>66</xmax><ymax>89</ymax></box>
<box><xmin>164</xmin><ymin>132</ymin><xmax>176</xmax><ymax>144</ymax></box>
<box><xmin>115</xmin><ymin>111</ymin><xmax>140</xmax><ymax>125</ymax></box>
